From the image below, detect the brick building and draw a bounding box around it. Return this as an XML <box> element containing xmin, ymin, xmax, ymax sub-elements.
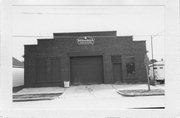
<box><xmin>24</xmin><ymin>31</ymin><xmax>147</xmax><ymax>87</ymax></box>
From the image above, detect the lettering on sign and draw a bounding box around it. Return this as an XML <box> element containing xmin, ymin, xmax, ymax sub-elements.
<box><xmin>77</xmin><ymin>36</ymin><xmax>95</xmax><ymax>45</ymax></box>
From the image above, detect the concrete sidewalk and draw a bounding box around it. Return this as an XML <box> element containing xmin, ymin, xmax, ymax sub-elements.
<box><xmin>13</xmin><ymin>87</ymin><xmax>65</xmax><ymax>95</ymax></box>
<box><xmin>13</xmin><ymin>84</ymin><xmax>165</xmax><ymax>110</ymax></box>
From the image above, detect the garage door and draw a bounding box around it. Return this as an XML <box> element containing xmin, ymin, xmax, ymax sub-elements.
<box><xmin>70</xmin><ymin>56</ymin><xmax>103</xmax><ymax>85</ymax></box>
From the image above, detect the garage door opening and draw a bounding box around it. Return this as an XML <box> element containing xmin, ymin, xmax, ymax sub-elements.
<box><xmin>70</xmin><ymin>56</ymin><xmax>104</xmax><ymax>85</ymax></box>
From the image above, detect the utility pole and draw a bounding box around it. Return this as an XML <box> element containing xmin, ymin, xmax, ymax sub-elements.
<box><xmin>151</xmin><ymin>35</ymin><xmax>155</xmax><ymax>85</ymax></box>
<box><xmin>144</xmin><ymin>53</ymin><xmax>150</xmax><ymax>91</ymax></box>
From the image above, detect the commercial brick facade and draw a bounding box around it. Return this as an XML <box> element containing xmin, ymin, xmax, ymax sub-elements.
<box><xmin>24</xmin><ymin>31</ymin><xmax>147</xmax><ymax>87</ymax></box>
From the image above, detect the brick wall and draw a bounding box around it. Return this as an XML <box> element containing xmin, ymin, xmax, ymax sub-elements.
<box><xmin>24</xmin><ymin>33</ymin><xmax>147</xmax><ymax>87</ymax></box>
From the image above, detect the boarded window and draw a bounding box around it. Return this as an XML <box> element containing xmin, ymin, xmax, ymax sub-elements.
<box><xmin>125</xmin><ymin>56</ymin><xmax>135</xmax><ymax>76</ymax></box>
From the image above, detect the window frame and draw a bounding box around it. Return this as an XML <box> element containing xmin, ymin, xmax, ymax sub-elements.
<box><xmin>125</xmin><ymin>56</ymin><xmax>136</xmax><ymax>76</ymax></box>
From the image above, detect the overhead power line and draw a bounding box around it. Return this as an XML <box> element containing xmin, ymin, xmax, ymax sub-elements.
<box><xmin>12</xmin><ymin>4</ymin><xmax>164</xmax><ymax>7</ymax></box>
<box><xmin>134</xmin><ymin>35</ymin><xmax>162</xmax><ymax>37</ymax></box>
<box><xmin>12</xmin><ymin>35</ymin><xmax>52</xmax><ymax>37</ymax></box>
<box><xmin>20</xmin><ymin>12</ymin><xmax>109</xmax><ymax>15</ymax></box>
<box><xmin>12</xmin><ymin>34</ymin><xmax>163</xmax><ymax>38</ymax></box>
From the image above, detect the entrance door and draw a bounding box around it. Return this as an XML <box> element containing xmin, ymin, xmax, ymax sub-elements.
<box><xmin>70</xmin><ymin>56</ymin><xmax>103</xmax><ymax>85</ymax></box>
<box><xmin>49</xmin><ymin>58</ymin><xmax>61</xmax><ymax>82</ymax></box>
<box><xmin>113</xmin><ymin>63</ymin><xmax>123</xmax><ymax>83</ymax></box>
<box><xmin>36</xmin><ymin>57</ymin><xmax>47</xmax><ymax>83</ymax></box>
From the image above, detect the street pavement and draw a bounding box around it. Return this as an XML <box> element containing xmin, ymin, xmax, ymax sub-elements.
<box><xmin>12</xmin><ymin>84</ymin><xmax>165</xmax><ymax>110</ymax></box>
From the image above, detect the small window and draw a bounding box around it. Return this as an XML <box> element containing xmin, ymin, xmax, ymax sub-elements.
<box><xmin>153</xmin><ymin>67</ymin><xmax>157</xmax><ymax>69</ymax></box>
<box><xmin>111</xmin><ymin>56</ymin><xmax>121</xmax><ymax>63</ymax></box>
<box><xmin>126</xmin><ymin>56</ymin><xmax>135</xmax><ymax>76</ymax></box>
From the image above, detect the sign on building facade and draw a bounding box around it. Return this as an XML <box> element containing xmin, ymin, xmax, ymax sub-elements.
<box><xmin>77</xmin><ymin>36</ymin><xmax>95</xmax><ymax>45</ymax></box>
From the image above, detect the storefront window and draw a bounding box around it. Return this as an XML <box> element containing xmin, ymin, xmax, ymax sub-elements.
<box><xmin>126</xmin><ymin>56</ymin><xmax>135</xmax><ymax>76</ymax></box>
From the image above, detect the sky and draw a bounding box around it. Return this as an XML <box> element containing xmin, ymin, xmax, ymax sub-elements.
<box><xmin>12</xmin><ymin>2</ymin><xmax>164</xmax><ymax>61</ymax></box>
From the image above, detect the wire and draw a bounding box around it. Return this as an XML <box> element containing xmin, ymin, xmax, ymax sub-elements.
<box><xmin>134</xmin><ymin>35</ymin><xmax>162</xmax><ymax>37</ymax></box>
<box><xmin>12</xmin><ymin>35</ymin><xmax>162</xmax><ymax>38</ymax></box>
<box><xmin>12</xmin><ymin>35</ymin><xmax>52</xmax><ymax>37</ymax></box>
<box><xmin>12</xmin><ymin>5</ymin><xmax>165</xmax><ymax>7</ymax></box>
<box><xmin>19</xmin><ymin>12</ymin><xmax>109</xmax><ymax>15</ymax></box>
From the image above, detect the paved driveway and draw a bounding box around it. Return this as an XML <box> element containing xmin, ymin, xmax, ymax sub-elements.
<box><xmin>13</xmin><ymin>84</ymin><xmax>165</xmax><ymax>110</ymax></box>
